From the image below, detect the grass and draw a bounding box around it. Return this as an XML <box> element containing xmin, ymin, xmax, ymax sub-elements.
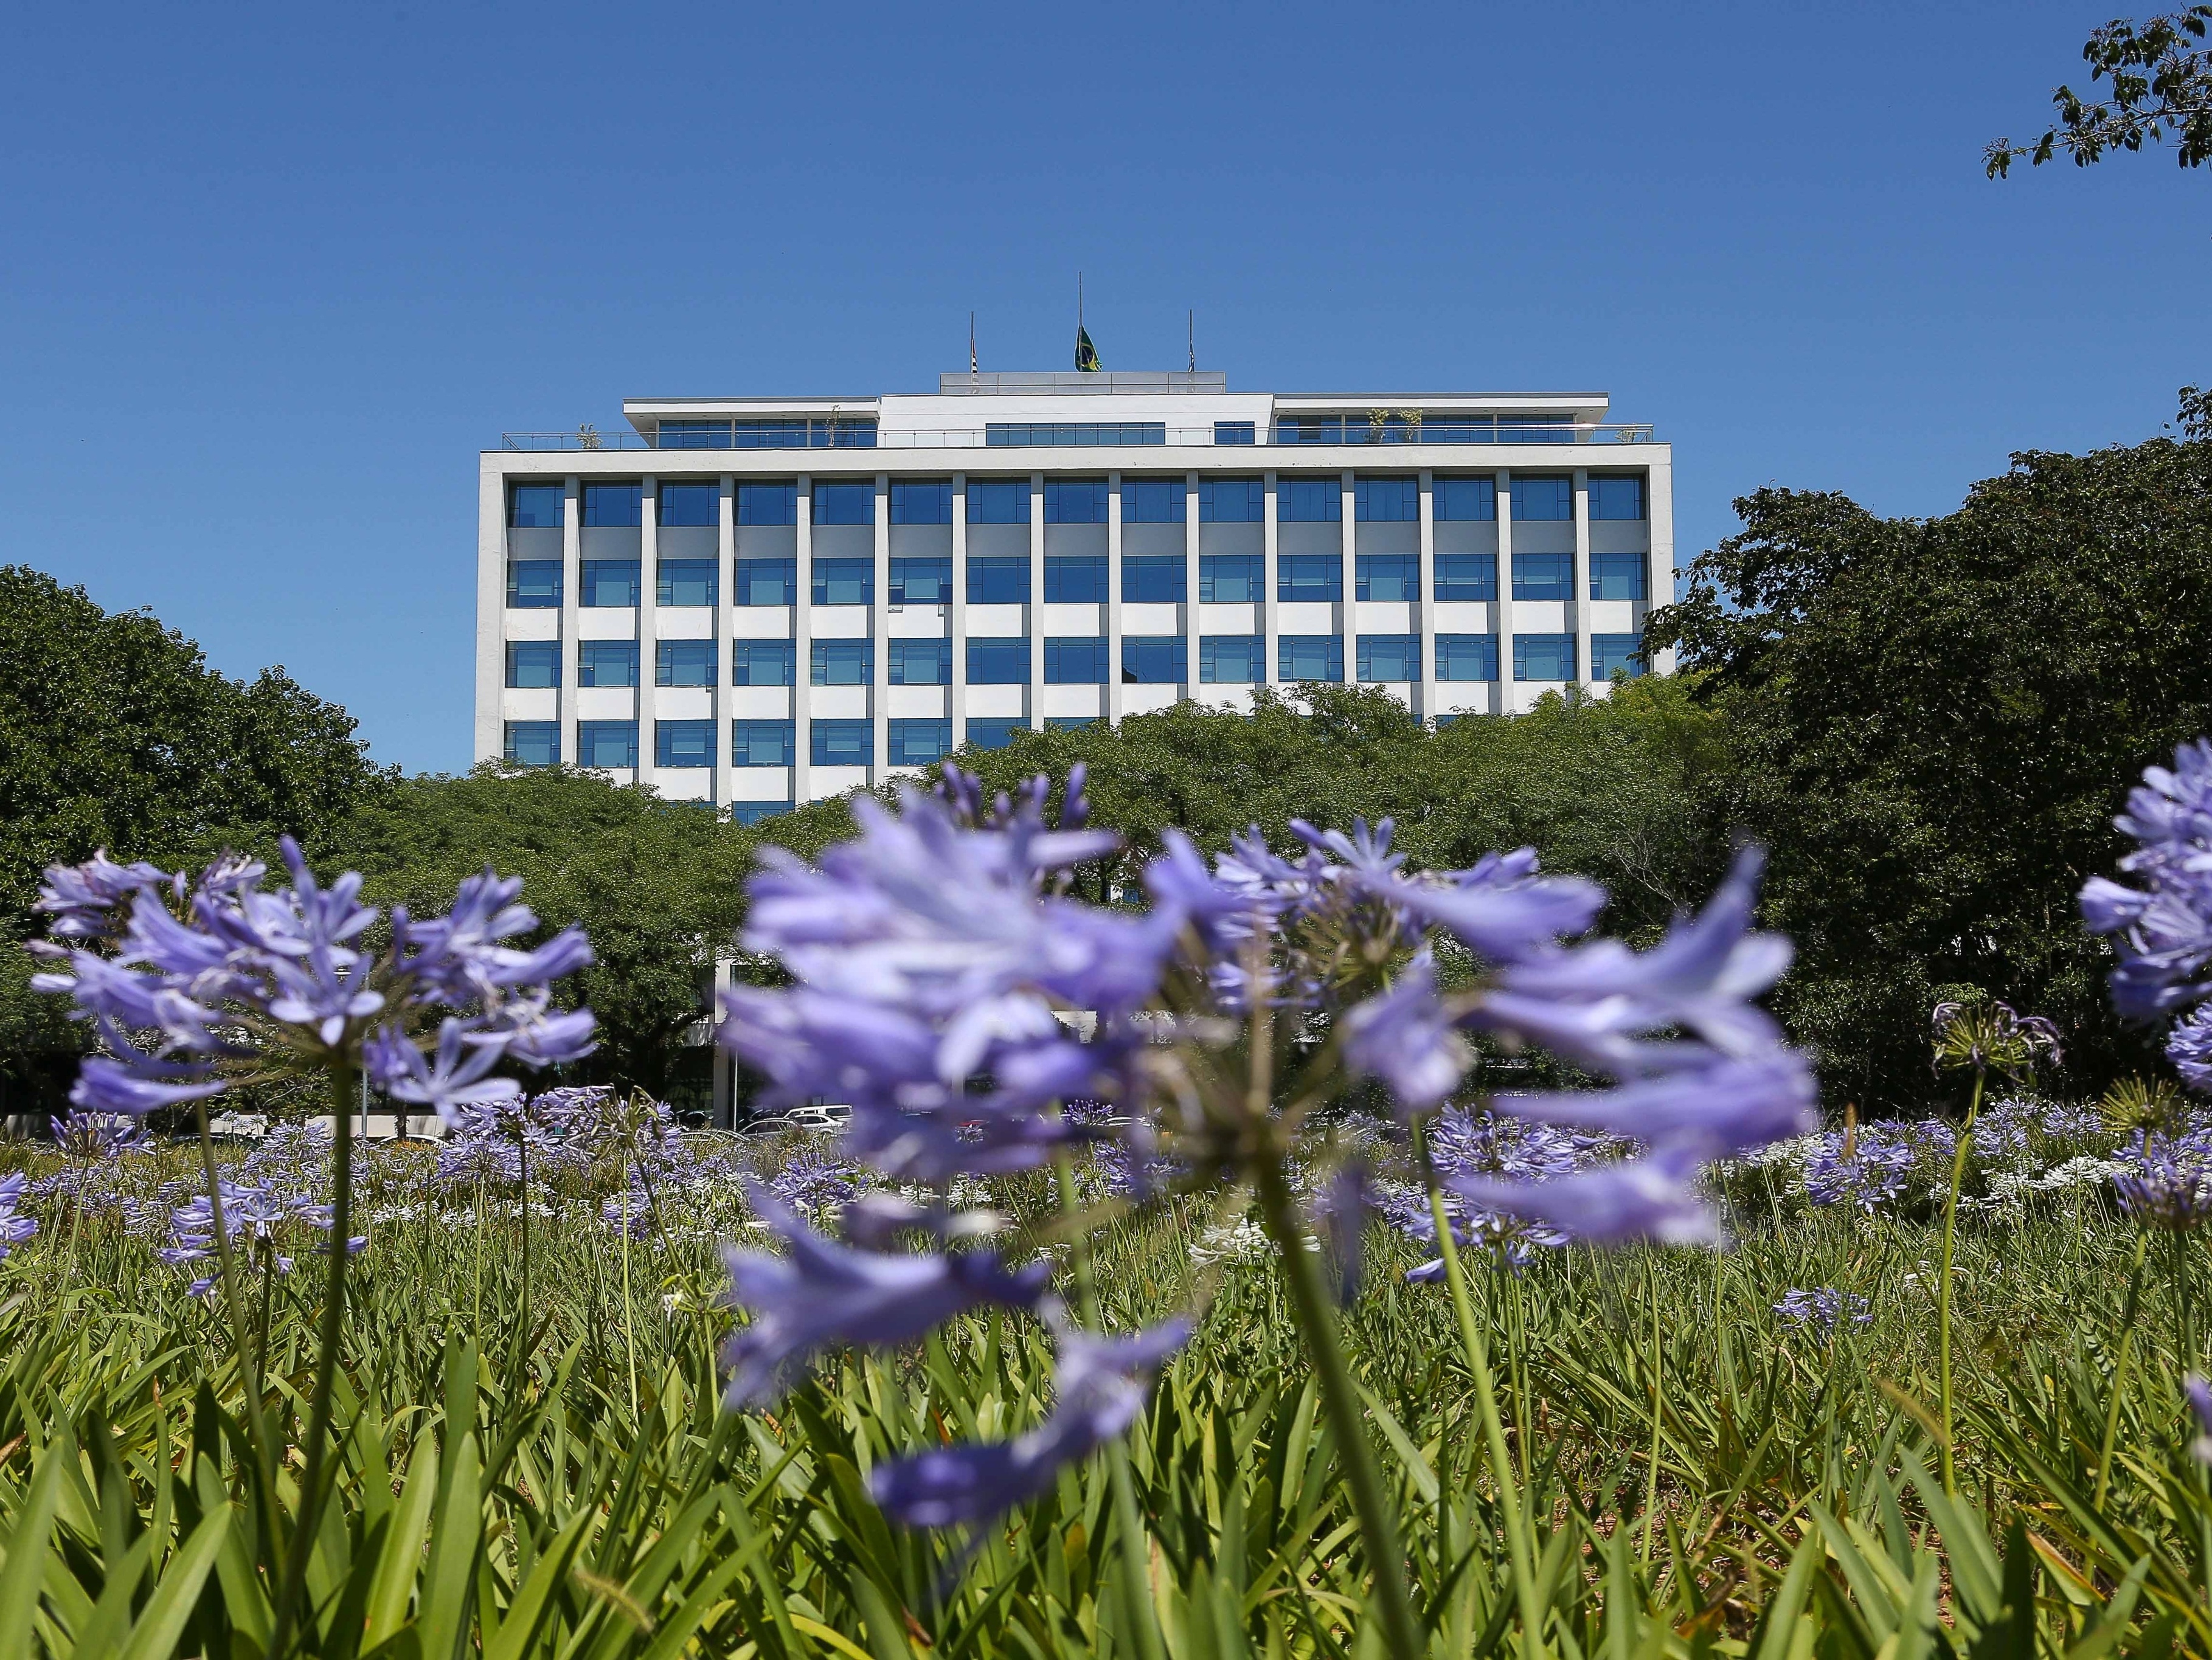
<box><xmin>0</xmin><ymin>1124</ymin><xmax>2205</xmax><ymax>1657</ymax></box>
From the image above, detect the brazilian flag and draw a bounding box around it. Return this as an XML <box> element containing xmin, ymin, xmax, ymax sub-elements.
<box><xmin>1075</xmin><ymin>325</ymin><xmax>1101</xmax><ymax>373</ymax></box>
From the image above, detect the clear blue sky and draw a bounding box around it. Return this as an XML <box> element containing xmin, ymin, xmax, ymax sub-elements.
<box><xmin>3</xmin><ymin>1</ymin><xmax>2203</xmax><ymax>774</ymax></box>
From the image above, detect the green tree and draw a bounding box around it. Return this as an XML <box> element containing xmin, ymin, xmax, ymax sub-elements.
<box><xmin>1986</xmin><ymin>7</ymin><xmax>2212</xmax><ymax>176</ymax></box>
<box><xmin>1646</xmin><ymin>421</ymin><xmax>2212</xmax><ymax>1108</ymax></box>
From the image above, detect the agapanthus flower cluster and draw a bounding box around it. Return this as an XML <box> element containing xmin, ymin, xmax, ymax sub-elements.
<box><xmin>2082</xmin><ymin>741</ymin><xmax>2212</xmax><ymax>1023</ymax></box>
<box><xmin>1774</xmin><ymin>1286</ymin><xmax>1873</xmax><ymax>1336</ymax></box>
<box><xmin>711</xmin><ymin>764</ymin><xmax>1818</xmax><ymax>1537</ymax></box>
<box><xmin>29</xmin><ymin>840</ymin><xmax>595</xmax><ymax>1124</ymax></box>
<box><xmin>159</xmin><ymin>1177</ymin><xmax>340</xmax><ymax>1296</ymax></box>
<box><xmin>2113</xmin><ymin>1121</ymin><xmax>2212</xmax><ymax>1229</ymax></box>
<box><xmin>1803</xmin><ymin>1127</ymin><xmax>1920</xmax><ymax>1212</ymax></box>
<box><xmin>0</xmin><ymin>1174</ymin><xmax>38</xmax><ymax>1261</ymax></box>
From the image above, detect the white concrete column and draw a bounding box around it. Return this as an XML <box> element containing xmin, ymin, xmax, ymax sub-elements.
<box><xmin>1184</xmin><ymin>472</ymin><xmax>1200</xmax><ymax>703</ymax></box>
<box><xmin>715</xmin><ymin>474</ymin><xmax>735</xmax><ymax>812</ymax></box>
<box><xmin>950</xmin><ymin>472</ymin><xmax>967</xmax><ymax>747</ymax></box>
<box><xmin>1646</xmin><ymin>454</ymin><xmax>1676</xmax><ymax>674</ymax></box>
<box><xmin>872</xmin><ymin>473</ymin><xmax>889</xmax><ymax>781</ymax></box>
<box><xmin>1573</xmin><ymin>466</ymin><xmax>1593</xmax><ymax>693</ymax></box>
<box><xmin>560</xmin><ymin>475</ymin><xmax>581</xmax><ymax>764</ymax></box>
<box><xmin>1417</xmin><ymin>468</ymin><xmax>1436</xmax><ymax>723</ymax></box>
<box><xmin>1340</xmin><ymin>470</ymin><xmax>1356</xmax><ymax>693</ymax></box>
<box><xmin>1262</xmin><ymin>469</ymin><xmax>1279</xmax><ymax>692</ymax></box>
<box><xmin>793</xmin><ymin>476</ymin><xmax>813</xmax><ymax>804</ymax></box>
<box><xmin>1494</xmin><ymin>470</ymin><xmax>1515</xmax><ymax>715</ymax></box>
<box><xmin>1106</xmin><ymin>470</ymin><xmax>1123</xmax><ymax>724</ymax></box>
<box><xmin>638</xmin><ymin>476</ymin><xmax>659</xmax><ymax>790</ymax></box>
<box><xmin>1028</xmin><ymin>472</ymin><xmax>1044</xmax><ymax>731</ymax></box>
<box><xmin>474</xmin><ymin>462</ymin><xmax>504</xmax><ymax>764</ymax></box>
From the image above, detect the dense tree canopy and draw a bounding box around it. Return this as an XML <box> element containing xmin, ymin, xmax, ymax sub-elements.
<box><xmin>1646</xmin><ymin>426</ymin><xmax>2212</xmax><ymax>1108</ymax></box>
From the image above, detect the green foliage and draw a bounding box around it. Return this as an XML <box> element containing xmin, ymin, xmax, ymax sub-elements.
<box><xmin>1986</xmin><ymin>6</ymin><xmax>2212</xmax><ymax>177</ymax></box>
<box><xmin>1646</xmin><ymin>429</ymin><xmax>2212</xmax><ymax>1108</ymax></box>
<box><xmin>324</xmin><ymin>765</ymin><xmax>759</xmax><ymax>1101</ymax></box>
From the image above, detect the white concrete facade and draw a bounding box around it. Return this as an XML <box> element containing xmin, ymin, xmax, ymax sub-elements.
<box><xmin>476</xmin><ymin>372</ymin><xmax>1674</xmax><ymax>814</ymax></box>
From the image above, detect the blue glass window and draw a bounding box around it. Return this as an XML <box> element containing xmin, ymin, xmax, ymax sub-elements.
<box><xmin>812</xmin><ymin>719</ymin><xmax>872</xmax><ymax>767</ymax></box>
<box><xmin>656</xmin><ymin>558</ymin><xmax>717</xmax><ymax>606</ymax></box>
<box><xmin>1122</xmin><ymin>479</ymin><xmax>1182</xmax><ymax>523</ymax></box>
<box><xmin>582</xmin><ymin>560</ymin><xmax>641</xmax><ymax>606</ymax></box>
<box><xmin>738</xmin><ymin>483</ymin><xmax>797</xmax><ymax>525</ymax></box>
<box><xmin>1513</xmin><ymin>553</ymin><xmax>1573</xmax><ymax>601</ymax></box>
<box><xmin>811</xmin><ymin>640</ymin><xmax>873</xmax><ymax>685</ymax></box>
<box><xmin>1514</xmin><ymin>634</ymin><xmax>1576</xmax><ymax>682</ymax></box>
<box><xmin>966</xmin><ymin>480</ymin><xmax>1030</xmax><ymax>524</ymax></box>
<box><xmin>1045</xmin><ymin>716</ymin><xmax>1101</xmax><ymax>730</ymax></box>
<box><xmin>730</xmin><ymin>800</ymin><xmax>793</xmax><ymax>825</ymax></box>
<box><xmin>1589</xmin><ymin>477</ymin><xmax>1646</xmax><ymax>520</ymax></box>
<box><xmin>890</xmin><ymin>481</ymin><xmax>952</xmax><ymax>524</ymax></box>
<box><xmin>1213</xmin><ymin>421</ymin><xmax>1257</xmax><ymax>446</ymax></box>
<box><xmin>1590</xmin><ymin>552</ymin><xmax>1648</xmax><ymax>601</ymax></box>
<box><xmin>1278</xmin><ymin>634</ymin><xmax>1344</xmax><ymax>682</ymax></box>
<box><xmin>732</xmin><ymin>640</ymin><xmax>796</xmax><ymax>685</ymax></box>
<box><xmin>1278</xmin><ymin>478</ymin><xmax>1342</xmax><ymax>522</ymax></box>
<box><xmin>1045</xmin><ymin>636</ymin><xmax>1108</xmax><ymax>683</ymax></box>
<box><xmin>986</xmin><ymin>422</ymin><xmax>1164</xmax><ymax>446</ymax></box>
<box><xmin>1357</xmin><ymin>634</ymin><xmax>1420</xmax><ymax>682</ymax></box>
<box><xmin>1200</xmin><ymin>635</ymin><xmax>1264</xmax><ymax>683</ymax></box>
<box><xmin>812</xmin><ymin>482</ymin><xmax>875</xmax><ymax>526</ymax></box>
<box><xmin>966</xmin><ymin>556</ymin><xmax>1030</xmax><ymax>603</ymax></box>
<box><xmin>1354</xmin><ymin>477</ymin><xmax>1418</xmax><ymax>522</ymax></box>
<box><xmin>1512</xmin><ymin>476</ymin><xmax>1573</xmax><ymax>520</ymax></box>
<box><xmin>1199</xmin><ymin>554</ymin><xmax>1264</xmax><ymax>603</ymax></box>
<box><xmin>1434</xmin><ymin>477</ymin><xmax>1496</xmax><ymax>521</ymax></box>
<box><xmin>504</xmin><ymin>721</ymin><xmax>558</xmax><ymax>766</ymax></box>
<box><xmin>505</xmin><ymin>641</ymin><xmax>559</xmax><ymax>688</ymax></box>
<box><xmin>582</xmin><ymin>483</ymin><xmax>642</xmax><ymax>527</ymax></box>
<box><xmin>1045</xmin><ymin>556</ymin><xmax>1108</xmax><ymax>602</ymax></box>
<box><xmin>1355</xmin><ymin>555</ymin><xmax>1418</xmax><ymax>601</ymax></box>
<box><xmin>735</xmin><ymin>558</ymin><xmax>797</xmax><ymax>605</ymax></box>
<box><xmin>658</xmin><ymin>482</ymin><xmax>718</xmax><ymax>527</ymax></box>
<box><xmin>1498</xmin><ymin>415</ymin><xmax>1576</xmax><ymax>443</ymax></box>
<box><xmin>888</xmin><ymin>719</ymin><xmax>952</xmax><ymax>766</ymax></box>
<box><xmin>1434</xmin><ymin>554</ymin><xmax>1498</xmax><ymax>601</ymax></box>
<box><xmin>577</xmin><ymin>720</ymin><xmax>639</xmax><ymax>768</ymax></box>
<box><xmin>656</xmin><ymin>640</ymin><xmax>716</xmax><ymax>686</ymax></box>
<box><xmin>654</xmin><ymin>421</ymin><xmax>730</xmax><ymax>449</ymax></box>
<box><xmin>1436</xmin><ymin>633</ymin><xmax>1499</xmax><ymax>682</ymax></box>
<box><xmin>890</xmin><ymin>556</ymin><xmax>951</xmax><ymax>604</ymax></box>
<box><xmin>577</xmin><ymin>640</ymin><xmax>639</xmax><ymax>688</ymax></box>
<box><xmin>888</xmin><ymin>638</ymin><xmax>951</xmax><ymax>685</ymax></box>
<box><xmin>731</xmin><ymin>720</ymin><xmax>796</xmax><ymax>766</ymax></box>
<box><xmin>508</xmin><ymin>483</ymin><xmax>563</xmax><ymax>528</ymax></box>
<box><xmin>656</xmin><ymin>719</ymin><xmax>714</xmax><ymax>767</ymax></box>
<box><xmin>1123</xmin><ymin>555</ymin><xmax>1185</xmax><ymax>602</ymax></box>
<box><xmin>811</xmin><ymin>558</ymin><xmax>873</xmax><ymax>606</ymax></box>
<box><xmin>1199</xmin><ymin>478</ymin><xmax>1263</xmax><ymax>522</ymax></box>
<box><xmin>1592</xmin><ymin>633</ymin><xmax>1646</xmax><ymax>679</ymax></box>
<box><xmin>507</xmin><ymin>561</ymin><xmax>561</xmax><ymax>608</ymax></box>
<box><xmin>967</xmin><ymin>638</ymin><xmax>1030</xmax><ymax>683</ymax></box>
<box><xmin>1044</xmin><ymin>479</ymin><xmax>1108</xmax><ymax>524</ymax></box>
<box><xmin>1122</xmin><ymin>636</ymin><xmax>1185</xmax><ymax>683</ymax></box>
<box><xmin>1278</xmin><ymin>555</ymin><xmax>1342</xmax><ymax>602</ymax></box>
<box><xmin>965</xmin><ymin>717</ymin><xmax>1028</xmax><ymax>750</ymax></box>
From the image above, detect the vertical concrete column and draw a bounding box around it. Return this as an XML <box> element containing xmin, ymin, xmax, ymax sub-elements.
<box><xmin>872</xmin><ymin>473</ymin><xmax>890</xmax><ymax>781</ymax></box>
<box><xmin>1340</xmin><ymin>469</ymin><xmax>1356</xmax><ymax>694</ymax></box>
<box><xmin>1417</xmin><ymin>468</ymin><xmax>1437</xmax><ymax>724</ymax></box>
<box><xmin>560</xmin><ymin>475</ymin><xmax>581</xmax><ymax>765</ymax></box>
<box><xmin>1106</xmin><ymin>470</ymin><xmax>1123</xmax><ymax>724</ymax></box>
<box><xmin>793</xmin><ymin>476</ymin><xmax>813</xmax><ymax>804</ymax></box>
<box><xmin>949</xmin><ymin>472</ymin><xmax>967</xmax><ymax>747</ymax></box>
<box><xmin>1028</xmin><ymin>472</ymin><xmax>1045</xmax><ymax>733</ymax></box>
<box><xmin>638</xmin><ymin>476</ymin><xmax>659</xmax><ymax>791</ymax></box>
<box><xmin>716</xmin><ymin>474</ymin><xmax>735</xmax><ymax>813</ymax></box>
<box><xmin>1262</xmin><ymin>469</ymin><xmax>1279</xmax><ymax>694</ymax></box>
<box><xmin>1494</xmin><ymin>469</ymin><xmax>1515</xmax><ymax>716</ymax></box>
<box><xmin>474</xmin><ymin>462</ymin><xmax>504</xmax><ymax>764</ymax></box>
<box><xmin>1572</xmin><ymin>467</ymin><xmax>1593</xmax><ymax>693</ymax></box>
<box><xmin>1646</xmin><ymin>454</ymin><xmax>1676</xmax><ymax>674</ymax></box>
<box><xmin>1184</xmin><ymin>472</ymin><xmax>1200</xmax><ymax>704</ymax></box>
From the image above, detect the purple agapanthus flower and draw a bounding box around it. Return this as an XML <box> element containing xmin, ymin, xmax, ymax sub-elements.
<box><xmin>869</xmin><ymin>1315</ymin><xmax>1190</xmax><ymax>1528</ymax></box>
<box><xmin>1775</xmin><ymin>1287</ymin><xmax>1872</xmax><ymax>1335</ymax></box>
<box><xmin>1803</xmin><ymin>1128</ymin><xmax>1918</xmax><ymax>1212</ymax></box>
<box><xmin>2186</xmin><ymin>1374</ymin><xmax>2212</xmax><ymax>1462</ymax></box>
<box><xmin>0</xmin><ymin>1173</ymin><xmax>38</xmax><ymax>1260</ymax></box>
<box><xmin>1340</xmin><ymin>953</ymin><xmax>1468</xmax><ymax>1112</ymax></box>
<box><xmin>2081</xmin><ymin>741</ymin><xmax>2212</xmax><ymax>1020</ymax></box>
<box><xmin>2113</xmin><ymin>1126</ymin><xmax>2212</xmax><ymax>1229</ymax></box>
<box><xmin>1443</xmin><ymin>1144</ymin><xmax>1722</xmax><ymax>1247</ymax></box>
<box><xmin>51</xmin><ymin>1108</ymin><xmax>150</xmax><ymax>1160</ymax></box>
<box><xmin>719</xmin><ymin>1187</ymin><xmax>1053</xmax><ymax>1405</ymax></box>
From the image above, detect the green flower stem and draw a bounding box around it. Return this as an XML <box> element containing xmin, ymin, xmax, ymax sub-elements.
<box><xmin>268</xmin><ymin>1059</ymin><xmax>358</xmax><ymax>1660</ymax></box>
<box><xmin>1642</xmin><ymin>1251</ymin><xmax>1664</xmax><ymax>1561</ymax></box>
<box><xmin>1252</xmin><ymin>1152</ymin><xmax>1423</xmax><ymax>1660</ymax></box>
<box><xmin>1417</xmin><ymin>1121</ymin><xmax>1542</xmax><ymax>1656</ymax></box>
<box><xmin>1936</xmin><ymin>1066</ymin><xmax>1986</xmax><ymax>1497</ymax></box>
<box><xmin>1053</xmin><ymin>1151</ymin><xmax>1165</xmax><ymax>1660</ymax></box>
<box><xmin>2093</xmin><ymin>1228</ymin><xmax>2152</xmax><ymax>1508</ymax></box>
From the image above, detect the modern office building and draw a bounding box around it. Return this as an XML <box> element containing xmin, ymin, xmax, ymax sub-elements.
<box><xmin>476</xmin><ymin>372</ymin><xmax>1672</xmax><ymax>819</ymax></box>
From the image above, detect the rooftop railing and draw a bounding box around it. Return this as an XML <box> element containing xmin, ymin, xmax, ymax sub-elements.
<box><xmin>500</xmin><ymin>421</ymin><xmax>1658</xmax><ymax>452</ymax></box>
